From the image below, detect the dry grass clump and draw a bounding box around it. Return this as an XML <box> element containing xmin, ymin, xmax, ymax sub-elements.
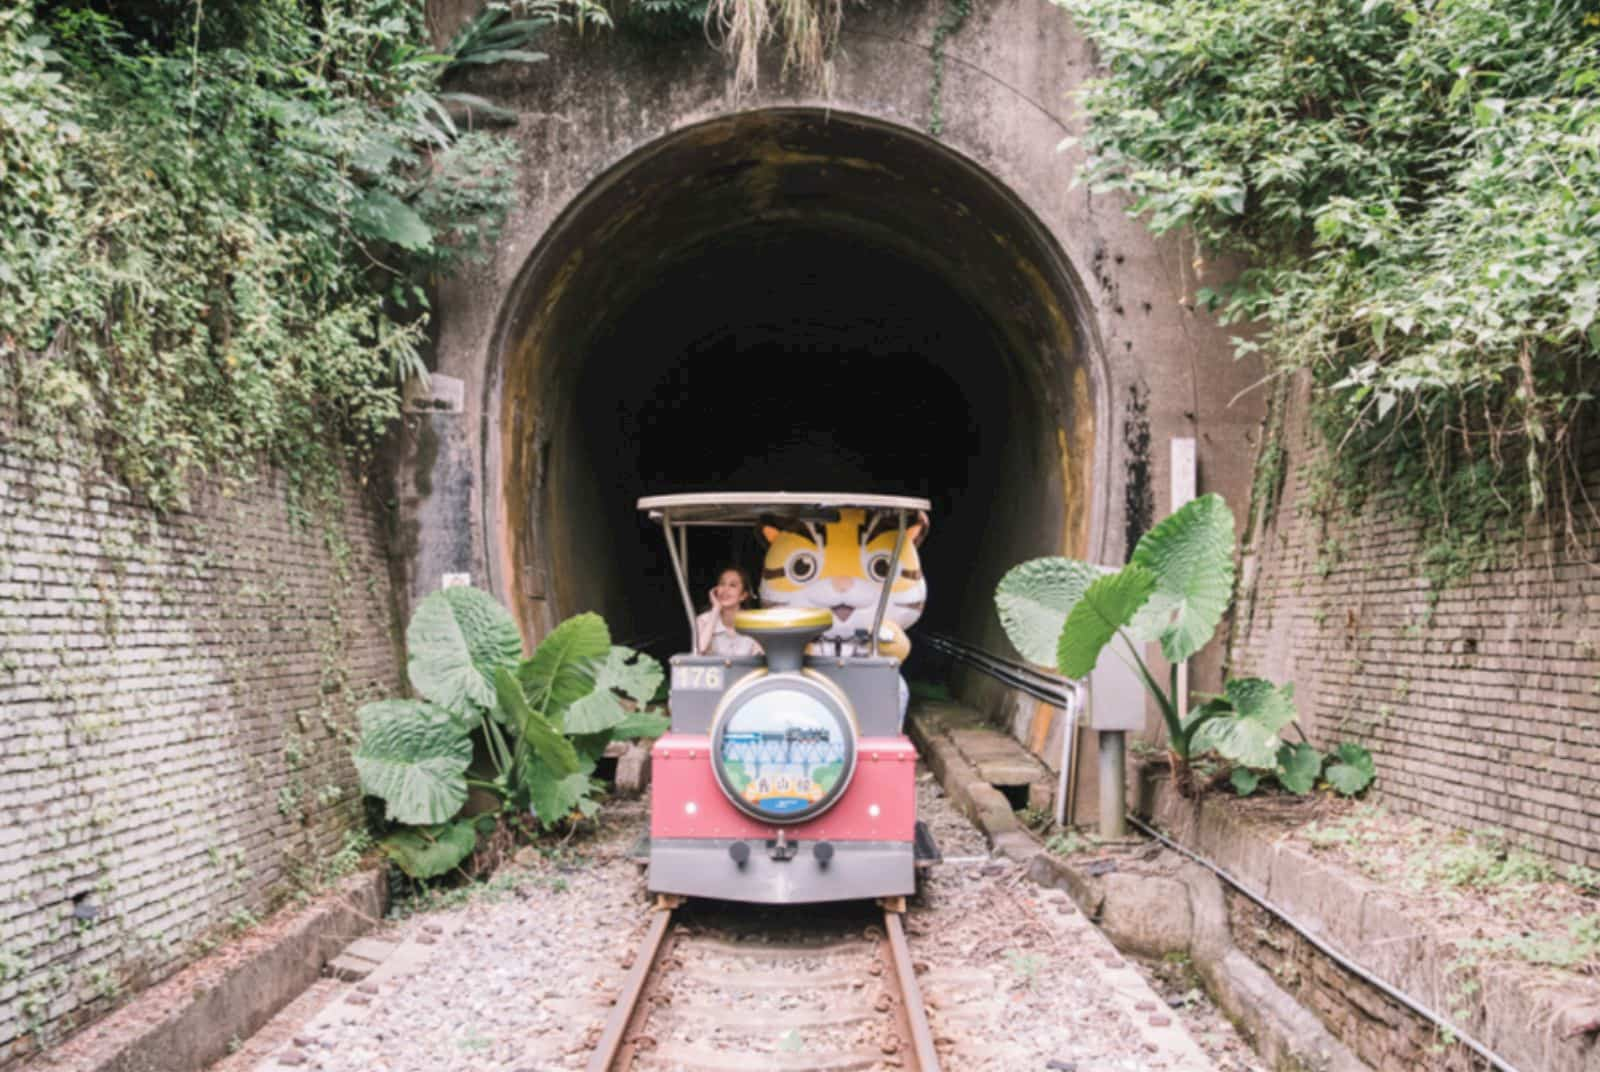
<box><xmin>705</xmin><ymin>0</ymin><xmax>844</xmax><ymax>97</ymax></box>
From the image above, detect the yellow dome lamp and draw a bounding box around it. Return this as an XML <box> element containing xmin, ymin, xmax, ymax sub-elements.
<box><xmin>732</xmin><ymin>607</ymin><xmax>832</xmax><ymax>672</ymax></box>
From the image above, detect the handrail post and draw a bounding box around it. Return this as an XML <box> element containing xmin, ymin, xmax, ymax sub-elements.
<box><xmin>1098</xmin><ymin>729</ymin><xmax>1127</xmax><ymax>839</ymax></box>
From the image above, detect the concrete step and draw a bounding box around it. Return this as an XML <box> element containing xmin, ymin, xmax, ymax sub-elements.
<box><xmin>906</xmin><ymin>699</ymin><xmax>1048</xmax><ymax>856</ymax></box>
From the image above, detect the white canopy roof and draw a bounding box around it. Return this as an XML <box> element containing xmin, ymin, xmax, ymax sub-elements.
<box><xmin>638</xmin><ymin>491</ymin><xmax>932</xmax><ymax>526</ymax></box>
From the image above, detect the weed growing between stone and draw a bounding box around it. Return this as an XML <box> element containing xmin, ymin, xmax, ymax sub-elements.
<box><xmin>1300</xmin><ymin>804</ymin><xmax>1600</xmax><ymax>975</ymax></box>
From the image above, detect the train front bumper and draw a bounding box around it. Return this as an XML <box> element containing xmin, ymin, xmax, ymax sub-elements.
<box><xmin>646</xmin><ymin>836</ymin><xmax>916</xmax><ymax>904</ymax></box>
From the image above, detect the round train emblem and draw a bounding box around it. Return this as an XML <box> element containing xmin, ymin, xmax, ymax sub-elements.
<box><xmin>710</xmin><ymin>675</ymin><xmax>857</xmax><ymax>822</ymax></box>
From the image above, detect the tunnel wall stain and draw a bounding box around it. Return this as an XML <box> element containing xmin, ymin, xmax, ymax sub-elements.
<box><xmin>1122</xmin><ymin>383</ymin><xmax>1154</xmax><ymax>562</ymax></box>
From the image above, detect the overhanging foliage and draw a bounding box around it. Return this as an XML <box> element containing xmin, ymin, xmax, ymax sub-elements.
<box><xmin>1062</xmin><ymin>0</ymin><xmax>1600</xmax><ymax>572</ymax></box>
<box><xmin>1</xmin><ymin>0</ymin><xmax>590</xmax><ymax>507</ymax></box>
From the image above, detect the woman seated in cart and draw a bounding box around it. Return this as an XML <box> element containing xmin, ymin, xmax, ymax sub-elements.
<box><xmin>636</xmin><ymin>491</ymin><xmax>939</xmax><ymax>907</ymax></box>
<box><xmin>695</xmin><ymin>565</ymin><xmax>763</xmax><ymax>657</ymax></box>
<box><xmin>649</xmin><ymin>493</ymin><xmax>929</xmax><ymax>721</ymax></box>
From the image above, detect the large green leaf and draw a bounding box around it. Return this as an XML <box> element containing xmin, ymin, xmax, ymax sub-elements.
<box><xmin>522</xmin><ymin>754</ymin><xmax>593</xmax><ymax>827</ymax></box>
<box><xmin>600</xmin><ymin>646</ymin><xmax>665</xmax><ymax>705</ymax></box>
<box><xmin>378</xmin><ymin>819</ymin><xmax>477</xmax><ymax>879</ymax></box>
<box><xmin>353</xmin><ymin>700</ymin><xmax>473</xmax><ymax>825</ymax></box>
<box><xmin>516</xmin><ymin>613</ymin><xmax>609</xmax><ymax>729</ymax></box>
<box><xmin>1189</xmin><ymin>678</ymin><xmax>1298</xmax><ymax>768</ymax></box>
<box><xmin>562</xmin><ymin>689</ymin><xmax>626</xmax><ymax>736</ymax></box>
<box><xmin>494</xmin><ymin>668</ymin><xmax>580</xmax><ymax>776</ymax></box>
<box><xmin>995</xmin><ymin>558</ymin><xmax>1112</xmax><ymax>666</ymax></box>
<box><xmin>1230</xmin><ymin>768</ymin><xmax>1261</xmax><ymax>796</ymax></box>
<box><xmin>1325</xmin><ymin>742</ymin><xmax>1376</xmax><ymax>796</ymax></box>
<box><xmin>350</xmin><ymin>191</ymin><xmax>433</xmax><ymax>251</ymax></box>
<box><xmin>1128</xmin><ymin>494</ymin><xmax>1237</xmax><ymax>664</ymax></box>
<box><xmin>611</xmin><ymin>708</ymin><xmax>671</xmax><ymax>740</ymax></box>
<box><xmin>1275</xmin><ymin>741</ymin><xmax>1323</xmax><ymax>795</ymax></box>
<box><xmin>406</xmin><ymin>587</ymin><xmax>524</xmax><ymax>715</ymax></box>
<box><xmin>1227</xmin><ymin>677</ymin><xmax>1298</xmax><ymax>731</ymax></box>
<box><xmin>1057</xmin><ymin>564</ymin><xmax>1157</xmax><ymax>678</ymax></box>
<box><xmin>564</xmin><ymin>646</ymin><xmax>662</xmax><ymax>733</ymax></box>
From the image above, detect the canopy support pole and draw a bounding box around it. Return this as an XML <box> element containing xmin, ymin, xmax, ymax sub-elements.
<box><xmin>869</xmin><ymin>510</ymin><xmax>909</xmax><ymax>657</ymax></box>
<box><xmin>661</xmin><ymin>513</ymin><xmax>698</xmax><ymax>652</ymax></box>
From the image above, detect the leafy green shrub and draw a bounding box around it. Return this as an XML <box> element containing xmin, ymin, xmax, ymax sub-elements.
<box><xmin>1059</xmin><ymin>0</ymin><xmax>1600</xmax><ymax>572</ymax></box>
<box><xmin>996</xmin><ymin>494</ymin><xmax>1378</xmax><ymax>796</ymax></box>
<box><xmin>353</xmin><ymin>587</ymin><xmax>666</xmax><ymax>878</ymax></box>
<box><xmin>1230</xmin><ymin>740</ymin><xmax>1374</xmax><ymax>797</ymax></box>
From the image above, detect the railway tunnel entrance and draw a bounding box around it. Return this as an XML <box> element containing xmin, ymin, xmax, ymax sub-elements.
<box><xmin>488</xmin><ymin>109</ymin><xmax>1102</xmax><ymax>657</ymax></box>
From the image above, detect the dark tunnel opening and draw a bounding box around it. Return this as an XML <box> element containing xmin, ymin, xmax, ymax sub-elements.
<box><xmin>578</xmin><ymin>226</ymin><xmax>1011</xmax><ymax>652</ymax></box>
<box><xmin>490</xmin><ymin>109</ymin><xmax>1099</xmax><ymax>665</ymax></box>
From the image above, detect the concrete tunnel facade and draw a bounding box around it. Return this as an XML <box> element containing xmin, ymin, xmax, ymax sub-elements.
<box><xmin>400</xmin><ymin>0</ymin><xmax>1266</xmax><ymax>774</ymax></box>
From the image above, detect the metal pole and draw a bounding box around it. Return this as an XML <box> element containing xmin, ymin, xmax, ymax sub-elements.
<box><xmin>869</xmin><ymin>510</ymin><xmax>909</xmax><ymax>658</ymax></box>
<box><xmin>660</xmin><ymin>515</ymin><xmax>698</xmax><ymax>652</ymax></box>
<box><xmin>1098</xmin><ymin>730</ymin><xmax>1126</xmax><ymax>839</ymax></box>
<box><xmin>677</xmin><ymin>522</ymin><xmax>690</xmax><ymax>594</ymax></box>
<box><xmin>1054</xmin><ymin>693</ymin><xmax>1080</xmax><ymax>830</ymax></box>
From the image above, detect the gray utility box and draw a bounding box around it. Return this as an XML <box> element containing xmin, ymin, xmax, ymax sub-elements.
<box><xmin>1083</xmin><ymin>644</ymin><xmax>1149</xmax><ymax>731</ymax></box>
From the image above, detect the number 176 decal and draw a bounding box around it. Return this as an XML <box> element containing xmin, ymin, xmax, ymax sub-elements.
<box><xmin>672</xmin><ymin>665</ymin><xmax>724</xmax><ymax>690</ymax></box>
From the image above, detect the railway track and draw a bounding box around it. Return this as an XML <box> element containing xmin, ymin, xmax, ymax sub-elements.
<box><xmin>587</xmin><ymin>898</ymin><xmax>941</xmax><ymax>1072</ymax></box>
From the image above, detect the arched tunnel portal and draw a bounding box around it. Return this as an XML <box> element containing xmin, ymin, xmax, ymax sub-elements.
<box><xmin>487</xmin><ymin>109</ymin><xmax>1104</xmax><ymax>659</ymax></box>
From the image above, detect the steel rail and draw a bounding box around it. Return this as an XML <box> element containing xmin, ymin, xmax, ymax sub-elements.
<box><xmin>586</xmin><ymin>905</ymin><xmax>676</xmax><ymax>1072</ymax></box>
<box><xmin>881</xmin><ymin>908</ymin><xmax>941</xmax><ymax>1071</ymax></box>
<box><xmin>587</xmin><ymin>904</ymin><xmax>940</xmax><ymax>1071</ymax></box>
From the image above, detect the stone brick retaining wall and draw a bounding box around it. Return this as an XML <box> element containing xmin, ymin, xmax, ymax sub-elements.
<box><xmin>1229</xmin><ymin>377</ymin><xmax>1600</xmax><ymax>867</ymax></box>
<box><xmin>0</xmin><ymin>432</ymin><xmax>403</xmax><ymax>1065</ymax></box>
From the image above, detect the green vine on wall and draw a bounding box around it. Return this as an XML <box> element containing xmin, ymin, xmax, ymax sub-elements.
<box><xmin>927</xmin><ymin>0</ymin><xmax>973</xmax><ymax>136</ymax></box>
<box><xmin>0</xmin><ymin>1</ymin><xmax>594</xmax><ymax>512</ymax></box>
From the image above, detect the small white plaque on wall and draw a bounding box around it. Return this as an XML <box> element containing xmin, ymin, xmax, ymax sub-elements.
<box><xmin>441</xmin><ymin>572</ymin><xmax>471</xmax><ymax>589</ymax></box>
<box><xmin>1171</xmin><ymin>436</ymin><xmax>1197</xmax><ymax>510</ymax></box>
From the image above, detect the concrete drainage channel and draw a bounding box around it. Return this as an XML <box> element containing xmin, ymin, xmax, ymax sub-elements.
<box><xmin>907</xmin><ymin>702</ymin><xmax>1373</xmax><ymax>1072</ymax></box>
<box><xmin>20</xmin><ymin>873</ymin><xmax>390</xmax><ymax>1072</ymax></box>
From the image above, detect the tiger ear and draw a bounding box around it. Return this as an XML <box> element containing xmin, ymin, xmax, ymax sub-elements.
<box><xmin>908</xmin><ymin>510</ymin><xmax>930</xmax><ymax>546</ymax></box>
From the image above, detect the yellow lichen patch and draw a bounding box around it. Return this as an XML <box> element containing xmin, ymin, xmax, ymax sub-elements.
<box><xmin>1057</xmin><ymin>368</ymin><xmax>1094</xmax><ymax>559</ymax></box>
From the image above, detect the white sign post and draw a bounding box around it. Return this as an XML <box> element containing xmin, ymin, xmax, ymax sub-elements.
<box><xmin>1170</xmin><ymin>437</ymin><xmax>1197</xmax><ymax>720</ymax></box>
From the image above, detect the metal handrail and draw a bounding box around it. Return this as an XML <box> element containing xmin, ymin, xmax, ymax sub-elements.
<box><xmin>919</xmin><ymin>632</ymin><xmax>1087</xmax><ymax>828</ymax></box>
<box><xmin>919</xmin><ymin>632</ymin><xmax>1080</xmax><ymax>709</ymax></box>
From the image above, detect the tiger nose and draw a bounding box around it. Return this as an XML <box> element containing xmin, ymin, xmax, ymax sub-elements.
<box><xmin>830</xmin><ymin>577</ymin><xmax>852</xmax><ymax>593</ymax></box>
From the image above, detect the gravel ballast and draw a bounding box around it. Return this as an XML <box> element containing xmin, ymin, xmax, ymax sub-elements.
<box><xmin>208</xmin><ymin>776</ymin><xmax>1264</xmax><ymax>1072</ymax></box>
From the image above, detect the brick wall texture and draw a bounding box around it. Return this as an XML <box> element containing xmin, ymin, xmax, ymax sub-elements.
<box><xmin>1228</xmin><ymin>377</ymin><xmax>1600</xmax><ymax>868</ymax></box>
<box><xmin>0</xmin><ymin>431</ymin><xmax>403</xmax><ymax>1065</ymax></box>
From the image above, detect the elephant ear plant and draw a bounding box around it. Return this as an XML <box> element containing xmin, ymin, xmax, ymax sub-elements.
<box><xmin>995</xmin><ymin>494</ymin><xmax>1374</xmax><ymax>798</ymax></box>
<box><xmin>352</xmin><ymin>588</ymin><xmax>668</xmax><ymax>879</ymax></box>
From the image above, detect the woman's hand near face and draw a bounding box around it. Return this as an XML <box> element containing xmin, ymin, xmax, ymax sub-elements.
<box><xmin>711</xmin><ymin>573</ymin><xmax>745</xmax><ymax>610</ymax></box>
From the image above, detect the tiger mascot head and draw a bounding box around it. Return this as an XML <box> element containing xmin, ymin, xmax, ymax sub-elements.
<box><xmin>758</xmin><ymin>508</ymin><xmax>928</xmax><ymax>656</ymax></box>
